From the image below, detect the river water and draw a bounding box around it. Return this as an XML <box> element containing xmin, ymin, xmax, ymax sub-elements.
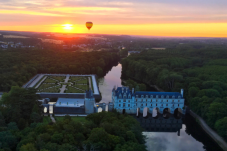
<box><xmin>98</xmin><ymin>63</ymin><xmax>223</xmax><ymax>151</ymax></box>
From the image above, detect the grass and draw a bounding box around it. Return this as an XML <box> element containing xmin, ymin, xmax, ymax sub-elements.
<box><xmin>65</xmin><ymin>86</ymin><xmax>84</xmax><ymax>93</ymax></box>
<box><xmin>38</xmin><ymin>83</ymin><xmax>55</xmax><ymax>90</ymax></box>
<box><xmin>43</xmin><ymin>116</ymin><xmax>51</xmax><ymax>124</ymax></box>
<box><xmin>55</xmin><ymin>116</ymin><xmax>86</xmax><ymax>123</ymax></box>
<box><xmin>75</xmin><ymin>85</ymin><xmax>88</xmax><ymax>91</ymax></box>
<box><xmin>44</xmin><ymin>77</ymin><xmax>57</xmax><ymax>83</ymax></box>
<box><xmin>69</xmin><ymin>76</ymin><xmax>84</xmax><ymax>81</ymax></box>
<box><xmin>40</xmin><ymin>86</ymin><xmax>62</xmax><ymax>93</ymax></box>
<box><xmin>75</xmin><ymin>78</ymin><xmax>88</xmax><ymax>84</ymax></box>
<box><xmin>51</xmin><ymin>76</ymin><xmax>65</xmax><ymax>82</ymax></box>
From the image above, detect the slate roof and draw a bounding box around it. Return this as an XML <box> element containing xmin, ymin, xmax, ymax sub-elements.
<box><xmin>113</xmin><ymin>87</ymin><xmax>183</xmax><ymax>99</ymax></box>
<box><xmin>135</xmin><ymin>91</ymin><xmax>183</xmax><ymax>99</ymax></box>
<box><xmin>56</xmin><ymin>98</ymin><xmax>84</xmax><ymax>107</ymax></box>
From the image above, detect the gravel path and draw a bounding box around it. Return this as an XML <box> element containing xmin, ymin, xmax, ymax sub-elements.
<box><xmin>35</xmin><ymin>76</ymin><xmax>47</xmax><ymax>89</ymax></box>
<box><xmin>29</xmin><ymin>75</ymin><xmax>44</xmax><ymax>87</ymax></box>
<box><xmin>60</xmin><ymin>85</ymin><xmax>66</xmax><ymax>93</ymax></box>
<box><xmin>64</xmin><ymin>75</ymin><xmax>70</xmax><ymax>83</ymax></box>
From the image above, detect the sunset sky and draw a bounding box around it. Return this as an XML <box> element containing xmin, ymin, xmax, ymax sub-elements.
<box><xmin>0</xmin><ymin>0</ymin><xmax>227</xmax><ymax>37</ymax></box>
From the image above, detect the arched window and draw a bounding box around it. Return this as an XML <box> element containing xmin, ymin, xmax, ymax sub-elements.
<box><xmin>167</xmin><ymin>100</ymin><xmax>168</xmax><ymax>102</ymax></box>
<box><xmin>151</xmin><ymin>104</ymin><xmax>152</xmax><ymax>106</ymax></box>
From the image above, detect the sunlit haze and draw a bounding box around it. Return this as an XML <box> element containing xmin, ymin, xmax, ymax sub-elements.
<box><xmin>0</xmin><ymin>0</ymin><xmax>227</xmax><ymax>37</ymax></box>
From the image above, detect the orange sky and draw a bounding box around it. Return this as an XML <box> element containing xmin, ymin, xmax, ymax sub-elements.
<box><xmin>0</xmin><ymin>0</ymin><xmax>227</xmax><ymax>37</ymax></box>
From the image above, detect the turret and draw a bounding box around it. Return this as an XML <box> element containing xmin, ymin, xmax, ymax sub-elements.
<box><xmin>181</xmin><ymin>89</ymin><xmax>184</xmax><ymax>97</ymax></box>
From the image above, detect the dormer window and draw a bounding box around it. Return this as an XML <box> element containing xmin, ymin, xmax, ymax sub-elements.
<box><xmin>119</xmin><ymin>95</ymin><xmax>122</xmax><ymax>98</ymax></box>
<box><xmin>178</xmin><ymin>96</ymin><xmax>181</xmax><ymax>98</ymax></box>
<box><xmin>172</xmin><ymin>96</ymin><xmax>175</xmax><ymax>99</ymax></box>
<box><xmin>166</xmin><ymin>95</ymin><xmax>169</xmax><ymax>98</ymax></box>
<box><xmin>150</xmin><ymin>95</ymin><xmax>153</xmax><ymax>98</ymax></box>
<box><xmin>141</xmin><ymin>95</ymin><xmax>144</xmax><ymax>98</ymax></box>
<box><xmin>146</xmin><ymin>95</ymin><xmax>148</xmax><ymax>98</ymax></box>
<box><xmin>161</xmin><ymin>95</ymin><xmax>164</xmax><ymax>98</ymax></box>
<box><xmin>123</xmin><ymin>95</ymin><xmax>126</xmax><ymax>99</ymax></box>
<box><xmin>136</xmin><ymin>95</ymin><xmax>138</xmax><ymax>98</ymax></box>
<box><xmin>128</xmin><ymin>95</ymin><xmax>131</xmax><ymax>99</ymax></box>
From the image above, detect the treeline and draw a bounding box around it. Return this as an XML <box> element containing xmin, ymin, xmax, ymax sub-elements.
<box><xmin>121</xmin><ymin>47</ymin><xmax>227</xmax><ymax>140</ymax></box>
<box><xmin>0</xmin><ymin>49</ymin><xmax>119</xmax><ymax>91</ymax></box>
<box><xmin>0</xmin><ymin>87</ymin><xmax>146</xmax><ymax>151</ymax></box>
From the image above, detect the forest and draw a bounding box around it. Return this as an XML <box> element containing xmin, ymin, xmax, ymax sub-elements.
<box><xmin>0</xmin><ymin>87</ymin><xmax>146</xmax><ymax>151</ymax></box>
<box><xmin>0</xmin><ymin>49</ymin><xmax>119</xmax><ymax>91</ymax></box>
<box><xmin>121</xmin><ymin>45</ymin><xmax>227</xmax><ymax>141</ymax></box>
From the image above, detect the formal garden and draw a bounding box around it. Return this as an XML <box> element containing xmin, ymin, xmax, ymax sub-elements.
<box><xmin>34</xmin><ymin>75</ymin><xmax>93</xmax><ymax>93</ymax></box>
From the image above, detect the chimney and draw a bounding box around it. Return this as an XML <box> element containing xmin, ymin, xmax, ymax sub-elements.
<box><xmin>132</xmin><ymin>88</ymin><xmax>134</xmax><ymax>94</ymax></box>
<box><xmin>122</xmin><ymin>87</ymin><xmax>124</xmax><ymax>92</ymax></box>
<box><xmin>181</xmin><ymin>89</ymin><xmax>184</xmax><ymax>97</ymax></box>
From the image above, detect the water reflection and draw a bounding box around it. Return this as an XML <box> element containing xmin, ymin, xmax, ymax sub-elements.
<box><xmin>98</xmin><ymin>62</ymin><xmax>223</xmax><ymax>151</ymax></box>
<box><xmin>98</xmin><ymin>63</ymin><xmax>122</xmax><ymax>103</ymax></box>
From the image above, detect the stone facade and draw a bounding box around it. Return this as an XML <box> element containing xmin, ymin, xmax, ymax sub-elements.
<box><xmin>112</xmin><ymin>87</ymin><xmax>185</xmax><ymax>115</ymax></box>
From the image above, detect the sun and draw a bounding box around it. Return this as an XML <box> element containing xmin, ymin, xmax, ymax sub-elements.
<box><xmin>62</xmin><ymin>24</ymin><xmax>73</xmax><ymax>30</ymax></box>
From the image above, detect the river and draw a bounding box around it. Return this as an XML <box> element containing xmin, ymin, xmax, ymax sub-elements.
<box><xmin>98</xmin><ymin>63</ymin><xmax>223</xmax><ymax>151</ymax></box>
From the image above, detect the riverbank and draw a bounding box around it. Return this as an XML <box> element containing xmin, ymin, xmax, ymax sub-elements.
<box><xmin>190</xmin><ymin>110</ymin><xmax>227</xmax><ymax>151</ymax></box>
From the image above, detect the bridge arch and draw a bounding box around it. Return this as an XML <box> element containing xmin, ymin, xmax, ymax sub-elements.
<box><xmin>163</xmin><ymin>108</ymin><xmax>171</xmax><ymax>119</ymax></box>
<box><xmin>122</xmin><ymin>109</ymin><xmax>126</xmax><ymax>114</ymax></box>
<box><xmin>143</xmin><ymin>107</ymin><xmax>149</xmax><ymax>117</ymax></box>
<box><xmin>152</xmin><ymin>107</ymin><xmax>159</xmax><ymax>118</ymax></box>
<box><xmin>136</xmin><ymin>108</ymin><xmax>140</xmax><ymax>117</ymax></box>
<box><xmin>44</xmin><ymin>107</ymin><xmax>47</xmax><ymax>113</ymax></box>
<box><xmin>174</xmin><ymin>108</ymin><xmax>183</xmax><ymax>119</ymax></box>
<box><xmin>98</xmin><ymin>107</ymin><xmax>103</xmax><ymax>113</ymax></box>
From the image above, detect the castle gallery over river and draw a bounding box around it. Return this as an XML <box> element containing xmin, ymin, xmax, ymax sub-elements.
<box><xmin>23</xmin><ymin>74</ymin><xmax>185</xmax><ymax>116</ymax></box>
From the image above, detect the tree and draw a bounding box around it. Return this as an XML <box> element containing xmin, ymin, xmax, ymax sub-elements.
<box><xmin>20</xmin><ymin>143</ymin><xmax>37</xmax><ymax>151</ymax></box>
<box><xmin>214</xmin><ymin>117</ymin><xmax>227</xmax><ymax>140</ymax></box>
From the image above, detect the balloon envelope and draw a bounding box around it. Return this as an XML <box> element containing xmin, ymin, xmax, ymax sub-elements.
<box><xmin>86</xmin><ymin>22</ymin><xmax>93</xmax><ymax>30</ymax></box>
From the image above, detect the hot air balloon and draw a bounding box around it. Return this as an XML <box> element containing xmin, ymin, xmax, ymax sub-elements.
<box><xmin>86</xmin><ymin>22</ymin><xmax>93</xmax><ymax>30</ymax></box>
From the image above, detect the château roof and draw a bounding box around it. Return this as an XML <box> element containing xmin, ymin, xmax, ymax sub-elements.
<box><xmin>113</xmin><ymin>87</ymin><xmax>183</xmax><ymax>99</ymax></box>
<box><xmin>56</xmin><ymin>98</ymin><xmax>84</xmax><ymax>107</ymax></box>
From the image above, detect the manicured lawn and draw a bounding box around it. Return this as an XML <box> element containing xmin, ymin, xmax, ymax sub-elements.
<box><xmin>69</xmin><ymin>76</ymin><xmax>84</xmax><ymax>81</ymax></box>
<box><xmin>51</xmin><ymin>76</ymin><xmax>65</xmax><ymax>82</ymax></box>
<box><xmin>65</xmin><ymin>86</ymin><xmax>84</xmax><ymax>93</ymax></box>
<box><xmin>40</xmin><ymin>85</ymin><xmax>62</xmax><ymax>93</ymax></box>
<box><xmin>75</xmin><ymin>85</ymin><xmax>88</xmax><ymax>91</ymax></box>
<box><xmin>75</xmin><ymin>78</ymin><xmax>88</xmax><ymax>84</ymax></box>
<box><xmin>43</xmin><ymin>116</ymin><xmax>51</xmax><ymax>124</ymax></box>
<box><xmin>44</xmin><ymin>77</ymin><xmax>57</xmax><ymax>83</ymax></box>
<box><xmin>38</xmin><ymin>83</ymin><xmax>55</xmax><ymax>90</ymax></box>
<box><xmin>55</xmin><ymin>116</ymin><xmax>86</xmax><ymax>123</ymax></box>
